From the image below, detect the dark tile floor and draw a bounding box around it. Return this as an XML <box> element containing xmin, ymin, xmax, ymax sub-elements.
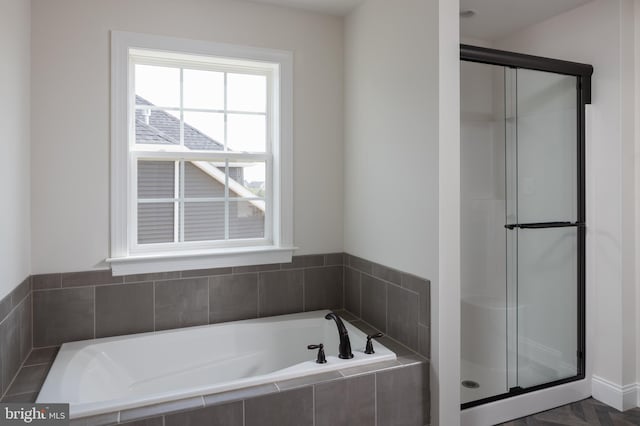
<box><xmin>499</xmin><ymin>398</ymin><xmax>640</xmax><ymax>425</ymax></box>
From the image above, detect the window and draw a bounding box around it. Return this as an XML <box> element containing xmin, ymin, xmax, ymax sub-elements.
<box><xmin>109</xmin><ymin>32</ymin><xmax>294</xmax><ymax>275</ymax></box>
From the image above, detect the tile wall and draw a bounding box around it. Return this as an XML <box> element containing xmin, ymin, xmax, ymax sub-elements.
<box><xmin>31</xmin><ymin>254</ymin><xmax>345</xmax><ymax>347</ymax></box>
<box><xmin>343</xmin><ymin>254</ymin><xmax>431</xmax><ymax>358</ymax></box>
<box><xmin>1</xmin><ymin>252</ymin><xmax>432</xmax><ymax>425</ymax></box>
<box><xmin>28</xmin><ymin>253</ymin><xmax>430</xmax><ymax>358</ymax></box>
<box><xmin>0</xmin><ymin>277</ymin><xmax>32</xmax><ymax>398</ymax></box>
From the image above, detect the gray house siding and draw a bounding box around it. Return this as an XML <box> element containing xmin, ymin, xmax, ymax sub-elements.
<box><xmin>138</xmin><ymin>161</ymin><xmax>264</xmax><ymax>244</ymax></box>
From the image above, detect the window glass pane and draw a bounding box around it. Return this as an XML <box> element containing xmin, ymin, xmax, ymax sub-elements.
<box><xmin>229</xmin><ymin>200</ymin><xmax>265</xmax><ymax>239</ymax></box>
<box><xmin>136</xmin><ymin>109</ymin><xmax>181</xmax><ymax>145</ymax></box>
<box><xmin>226</xmin><ymin>161</ymin><xmax>266</xmax><ymax>198</ymax></box>
<box><xmin>184</xmin><ymin>202</ymin><xmax>225</xmax><ymax>241</ymax></box>
<box><xmin>227</xmin><ymin>73</ymin><xmax>267</xmax><ymax>113</ymax></box>
<box><xmin>183</xmin><ymin>111</ymin><xmax>225</xmax><ymax>150</ymax></box>
<box><xmin>138</xmin><ymin>161</ymin><xmax>175</xmax><ymax>199</ymax></box>
<box><xmin>227</xmin><ymin>114</ymin><xmax>266</xmax><ymax>152</ymax></box>
<box><xmin>138</xmin><ymin>202</ymin><xmax>175</xmax><ymax>244</ymax></box>
<box><xmin>184</xmin><ymin>69</ymin><xmax>224</xmax><ymax>110</ymax></box>
<box><xmin>135</xmin><ymin>64</ymin><xmax>180</xmax><ymax>108</ymax></box>
<box><xmin>185</xmin><ymin>162</ymin><xmax>226</xmax><ymax>198</ymax></box>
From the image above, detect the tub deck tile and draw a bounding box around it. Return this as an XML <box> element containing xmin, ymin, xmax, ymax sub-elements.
<box><xmin>0</xmin><ymin>392</ymin><xmax>38</xmax><ymax>402</ymax></box>
<box><xmin>397</xmin><ymin>353</ymin><xmax>428</xmax><ymax>365</ymax></box>
<box><xmin>377</xmin><ymin>362</ymin><xmax>430</xmax><ymax>426</ymax></box>
<box><xmin>203</xmin><ymin>383</ymin><xmax>278</xmax><ymax>407</ymax></box>
<box><xmin>24</xmin><ymin>346</ymin><xmax>59</xmax><ymax>366</ymax></box>
<box><xmin>120</xmin><ymin>418</ymin><xmax>163</xmax><ymax>426</ymax></box>
<box><xmin>165</xmin><ymin>401</ymin><xmax>243</xmax><ymax>426</ymax></box>
<box><xmin>275</xmin><ymin>370</ymin><xmax>343</xmax><ymax>391</ymax></box>
<box><xmin>68</xmin><ymin>412</ymin><xmax>119</xmax><ymax>426</ymax></box>
<box><xmin>245</xmin><ymin>387</ymin><xmax>314</xmax><ymax>426</ymax></box>
<box><xmin>4</xmin><ymin>363</ymin><xmax>50</xmax><ymax>396</ymax></box>
<box><xmin>338</xmin><ymin>359</ymin><xmax>402</xmax><ymax>378</ymax></box>
<box><xmin>119</xmin><ymin>396</ymin><xmax>204</xmax><ymax>423</ymax></box>
<box><xmin>314</xmin><ymin>374</ymin><xmax>375</xmax><ymax>426</ymax></box>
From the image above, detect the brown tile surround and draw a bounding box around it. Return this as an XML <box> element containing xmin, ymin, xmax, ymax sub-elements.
<box><xmin>0</xmin><ymin>253</ymin><xmax>432</xmax><ymax>425</ymax></box>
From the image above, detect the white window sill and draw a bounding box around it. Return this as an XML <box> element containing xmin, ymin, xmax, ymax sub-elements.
<box><xmin>106</xmin><ymin>246</ymin><xmax>297</xmax><ymax>276</ymax></box>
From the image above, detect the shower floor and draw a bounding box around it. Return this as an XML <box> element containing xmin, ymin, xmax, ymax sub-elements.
<box><xmin>461</xmin><ymin>359</ymin><xmax>508</xmax><ymax>404</ymax></box>
<box><xmin>461</xmin><ymin>359</ymin><xmax>559</xmax><ymax>405</ymax></box>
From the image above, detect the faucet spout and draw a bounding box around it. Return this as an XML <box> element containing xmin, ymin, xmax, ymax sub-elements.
<box><xmin>325</xmin><ymin>311</ymin><xmax>354</xmax><ymax>359</ymax></box>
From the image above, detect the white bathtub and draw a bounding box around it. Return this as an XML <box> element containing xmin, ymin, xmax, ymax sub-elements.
<box><xmin>37</xmin><ymin>310</ymin><xmax>395</xmax><ymax>418</ymax></box>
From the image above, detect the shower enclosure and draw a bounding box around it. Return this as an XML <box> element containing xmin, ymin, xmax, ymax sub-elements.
<box><xmin>460</xmin><ymin>45</ymin><xmax>592</xmax><ymax>408</ymax></box>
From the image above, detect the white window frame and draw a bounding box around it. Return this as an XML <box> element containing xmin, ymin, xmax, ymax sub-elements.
<box><xmin>108</xmin><ymin>31</ymin><xmax>294</xmax><ymax>275</ymax></box>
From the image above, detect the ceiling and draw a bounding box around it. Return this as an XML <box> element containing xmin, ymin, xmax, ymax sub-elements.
<box><xmin>460</xmin><ymin>0</ymin><xmax>593</xmax><ymax>42</ymax></box>
<box><xmin>247</xmin><ymin>0</ymin><xmax>364</xmax><ymax>16</ymax></box>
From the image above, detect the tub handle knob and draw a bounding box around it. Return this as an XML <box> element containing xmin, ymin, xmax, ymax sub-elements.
<box><xmin>365</xmin><ymin>333</ymin><xmax>384</xmax><ymax>354</ymax></box>
<box><xmin>308</xmin><ymin>344</ymin><xmax>327</xmax><ymax>364</ymax></box>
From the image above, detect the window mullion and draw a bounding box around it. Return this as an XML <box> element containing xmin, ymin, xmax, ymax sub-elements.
<box><xmin>224</xmin><ymin>72</ymin><xmax>228</xmax><ymax>151</ymax></box>
<box><xmin>180</xmin><ymin>160</ymin><xmax>185</xmax><ymax>243</ymax></box>
<box><xmin>173</xmin><ymin>161</ymin><xmax>180</xmax><ymax>243</ymax></box>
<box><xmin>224</xmin><ymin>159</ymin><xmax>230</xmax><ymax>240</ymax></box>
<box><xmin>223</xmin><ymin>72</ymin><xmax>230</xmax><ymax>241</ymax></box>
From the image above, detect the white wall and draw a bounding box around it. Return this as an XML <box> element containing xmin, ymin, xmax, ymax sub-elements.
<box><xmin>494</xmin><ymin>0</ymin><xmax>637</xmax><ymax>410</ymax></box>
<box><xmin>635</xmin><ymin>0</ymin><xmax>640</xmax><ymax>406</ymax></box>
<box><xmin>344</xmin><ymin>1</ymin><xmax>454</xmax><ymax>424</ymax></box>
<box><xmin>30</xmin><ymin>0</ymin><xmax>344</xmax><ymax>273</ymax></box>
<box><xmin>343</xmin><ymin>0</ymin><xmax>438</xmax><ymax>280</ymax></box>
<box><xmin>0</xmin><ymin>0</ymin><xmax>31</xmax><ymax>299</ymax></box>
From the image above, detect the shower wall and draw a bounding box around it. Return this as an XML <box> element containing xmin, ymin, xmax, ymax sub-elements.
<box><xmin>460</xmin><ymin>61</ymin><xmax>507</xmax><ymax>401</ymax></box>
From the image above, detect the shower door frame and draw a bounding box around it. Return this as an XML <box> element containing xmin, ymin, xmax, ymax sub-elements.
<box><xmin>460</xmin><ymin>44</ymin><xmax>593</xmax><ymax>410</ymax></box>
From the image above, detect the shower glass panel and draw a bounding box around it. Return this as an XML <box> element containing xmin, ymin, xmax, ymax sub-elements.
<box><xmin>460</xmin><ymin>61</ymin><xmax>508</xmax><ymax>404</ymax></box>
<box><xmin>513</xmin><ymin>69</ymin><xmax>579</xmax><ymax>390</ymax></box>
<box><xmin>461</xmin><ymin>60</ymin><xmax>583</xmax><ymax>406</ymax></box>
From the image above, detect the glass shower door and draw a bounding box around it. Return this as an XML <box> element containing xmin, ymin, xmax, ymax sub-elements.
<box><xmin>507</xmin><ymin>68</ymin><xmax>582</xmax><ymax>390</ymax></box>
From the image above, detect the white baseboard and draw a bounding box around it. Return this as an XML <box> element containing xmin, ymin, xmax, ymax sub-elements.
<box><xmin>591</xmin><ymin>375</ymin><xmax>639</xmax><ymax>411</ymax></box>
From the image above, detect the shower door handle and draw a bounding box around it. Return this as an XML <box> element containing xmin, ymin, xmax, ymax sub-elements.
<box><xmin>504</xmin><ymin>221</ymin><xmax>585</xmax><ymax>230</ymax></box>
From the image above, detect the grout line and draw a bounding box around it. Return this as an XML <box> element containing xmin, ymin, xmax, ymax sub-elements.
<box><xmin>385</xmin><ymin>284</ymin><xmax>389</xmax><ymax>333</ymax></box>
<box><xmin>31</xmin><ymin>286</ymin><xmax>34</xmax><ymax>352</ymax></box>
<box><xmin>1</xmin><ymin>390</ymin><xmax>38</xmax><ymax>401</ymax></box>
<box><xmin>256</xmin><ymin>273</ymin><xmax>261</xmax><ymax>318</ymax></box>
<box><xmin>342</xmin><ymin>265</ymin><xmax>346</xmax><ymax>310</ymax></box>
<box><xmin>312</xmin><ymin>384</ymin><xmax>316</xmax><ymax>426</ymax></box>
<box><xmin>358</xmin><ymin>270</ymin><xmax>362</xmax><ymax>318</ymax></box>
<box><xmin>206</xmin><ymin>277</ymin><xmax>211</xmax><ymax>325</ymax></box>
<box><xmin>374</xmin><ymin>373</ymin><xmax>378</xmax><ymax>426</ymax></box>
<box><xmin>0</xmin><ymin>290</ymin><xmax>31</xmax><ymax>327</ymax></box>
<box><xmin>153</xmin><ymin>281</ymin><xmax>156</xmax><ymax>331</ymax></box>
<box><xmin>30</xmin><ymin>344</ymin><xmax>59</xmax><ymax>350</ymax></box>
<box><xmin>1</xmin><ymin>342</ymin><xmax>33</xmax><ymax>400</ymax></box>
<box><xmin>93</xmin><ymin>286</ymin><xmax>96</xmax><ymax>338</ymax></box>
<box><xmin>21</xmin><ymin>361</ymin><xmax>52</xmax><ymax>368</ymax></box>
<box><xmin>242</xmin><ymin>400</ymin><xmax>246</xmax><ymax>426</ymax></box>
<box><xmin>302</xmin><ymin>270</ymin><xmax>306</xmax><ymax>312</ymax></box>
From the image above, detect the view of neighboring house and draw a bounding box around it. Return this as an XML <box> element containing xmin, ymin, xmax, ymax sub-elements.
<box><xmin>135</xmin><ymin>96</ymin><xmax>265</xmax><ymax>244</ymax></box>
